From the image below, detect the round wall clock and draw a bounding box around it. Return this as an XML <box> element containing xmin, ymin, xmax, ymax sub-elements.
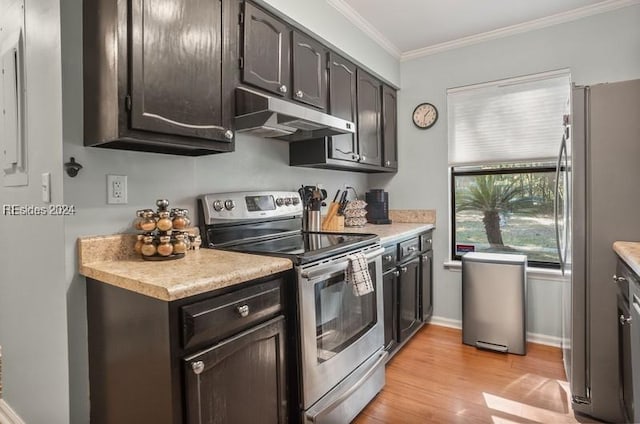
<box><xmin>412</xmin><ymin>103</ymin><xmax>438</xmax><ymax>129</ymax></box>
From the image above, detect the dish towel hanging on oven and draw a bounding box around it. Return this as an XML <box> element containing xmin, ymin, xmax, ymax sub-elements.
<box><xmin>345</xmin><ymin>252</ymin><xmax>374</xmax><ymax>296</ymax></box>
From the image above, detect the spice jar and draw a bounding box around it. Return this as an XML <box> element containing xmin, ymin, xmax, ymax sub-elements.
<box><xmin>157</xmin><ymin>236</ymin><xmax>173</xmax><ymax>256</ymax></box>
<box><xmin>134</xmin><ymin>234</ymin><xmax>144</xmax><ymax>254</ymax></box>
<box><xmin>140</xmin><ymin>211</ymin><xmax>157</xmax><ymax>232</ymax></box>
<box><xmin>172</xmin><ymin>209</ymin><xmax>189</xmax><ymax>230</ymax></box>
<box><xmin>192</xmin><ymin>235</ymin><xmax>202</xmax><ymax>250</ymax></box>
<box><xmin>134</xmin><ymin>210</ymin><xmax>145</xmax><ymax>230</ymax></box>
<box><xmin>141</xmin><ymin>236</ymin><xmax>156</xmax><ymax>256</ymax></box>
<box><xmin>173</xmin><ymin>234</ymin><xmax>187</xmax><ymax>254</ymax></box>
<box><xmin>156</xmin><ymin>211</ymin><xmax>172</xmax><ymax>232</ymax></box>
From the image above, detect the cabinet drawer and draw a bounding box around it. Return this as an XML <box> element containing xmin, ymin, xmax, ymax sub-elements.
<box><xmin>382</xmin><ymin>244</ymin><xmax>397</xmax><ymax>271</ymax></box>
<box><xmin>182</xmin><ymin>278</ymin><xmax>283</xmax><ymax>350</ymax></box>
<box><xmin>399</xmin><ymin>237</ymin><xmax>420</xmax><ymax>261</ymax></box>
<box><xmin>420</xmin><ymin>233</ymin><xmax>433</xmax><ymax>252</ymax></box>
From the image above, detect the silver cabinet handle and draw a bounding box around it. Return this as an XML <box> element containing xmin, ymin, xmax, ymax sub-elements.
<box><xmin>612</xmin><ymin>274</ymin><xmax>627</xmax><ymax>283</ymax></box>
<box><xmin>192</xmin><ymin>361</ymin><xmax>205</xmax><ymax>375</ymax></box>
<box><xmin>360</xmin><ymin>155</ymin><xmax>366</xmax><ymax>162</ymax></box>
<box><xmin>385</xmin><ymin>160</ymin><xmax>391</xmax><ymax>166</ymax></box>
<box><xmin>279</xmin><ymin>85</ymin><xmax>288</xmax><ymax>93</ymax></box>
<box><xmin>393</xmin><ymin>270</ymin><xmax>400</xmax><ymax>277</ymax></box>
<box><xmin>224</xmin><ymin>129</ymin><xmax>234</xmax><ymax>139</ymax></box>
<box><xmin>620</xmin><ymin>314</ymin><xmax>632</xmax><ymax>325</ymax></box>
<box><xmin>408</xmin><ymin>246</ymin><xmax>417</xmax><ymax>252</ymax></box>
<box><xmin>352</xmin><ymin>154</ymin><xmax>360</xmax><ymax>160</ymax></box>
<box><xmin>384</xmin><ymin>254</ymin><xmax>393</xmax><ymax>261</ymax></box>
<box><xmin>400</xmin><ymin>266</ymin><xmax>408</xmax><ymax>273</ymax></box>
<box><xmin>295</xmin><ymin>90</ymin><xmax>303</xmax><ymax>98</ymax></box>
<box><xmin>237</xmin><ymin>304</ymin><xmax>250</xmax><ymax>318</ymax></box>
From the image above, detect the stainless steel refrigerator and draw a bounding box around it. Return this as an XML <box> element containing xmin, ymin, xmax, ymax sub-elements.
<box><xmin>560</xmin><ymin>79</ymin><xmax>640</xmax><ymax>422</ymax></box>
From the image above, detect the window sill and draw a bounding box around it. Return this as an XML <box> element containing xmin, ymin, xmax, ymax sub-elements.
<box><xmin>443</xmin><ymin>260</ymin><xmax>567</xmax><ymax>281</ymax></box>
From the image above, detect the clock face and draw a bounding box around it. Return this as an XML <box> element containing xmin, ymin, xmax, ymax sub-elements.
<box><xmin>412</xmin><ymin>103</ymin><xmax>438</xmax><ymax>129</ymax></box>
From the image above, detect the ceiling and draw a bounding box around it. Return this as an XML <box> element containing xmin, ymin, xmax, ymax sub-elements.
<box><xmin>328</xmin><ymin>0</ymin><xmax>635</xmax><ymax>59</ymax></box>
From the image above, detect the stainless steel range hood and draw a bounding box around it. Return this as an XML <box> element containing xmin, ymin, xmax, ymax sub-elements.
<box><xmin>234</xmin><ymin>87</ymin><xmax>355</xmax><ymax>141</ymax></box>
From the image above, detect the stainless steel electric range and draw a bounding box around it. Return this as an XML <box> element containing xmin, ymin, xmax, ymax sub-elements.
<box><xmin>198</xmin><ymin>190</ymin><xmax>387</xmax><ymax>423</ymax></box>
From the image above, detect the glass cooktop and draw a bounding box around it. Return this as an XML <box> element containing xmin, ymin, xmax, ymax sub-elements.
<box><xmin>222</xmin><ymin>231</ymin><xmax>378</xmax><ymax>264</ymax></box>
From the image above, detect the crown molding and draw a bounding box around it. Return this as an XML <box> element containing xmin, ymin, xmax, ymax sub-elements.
<box><xmin>0</xmin><ymin>400</ymin><xmax>26</xmax><ymax>424</ymax></box>
<box><xmin>326</xmin><ymin>0</ymin><xmax>402</xmax><ymax>59</ymax></box>
<box><xmin>401</xmin><ymin>0</ymin><xmax>640</xmax><ymax>61</ymax></box>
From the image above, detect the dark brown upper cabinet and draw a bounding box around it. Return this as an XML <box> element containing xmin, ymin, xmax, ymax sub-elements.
<box><xmin>83</xmin><ymin>0</ymin><xmax>237</xmax><ymax>155</ymax></box>
<box><xmin>291</xmin><ymin>32</ymin><xmax>327</xmax><ymax>110</ymax></box>
<box><xmin>382</xmin><ymin>85</ymin><xmax>398</xmax><ymax>170</ymax></box>
<box><xmin>241</xmin><ymin>2</ymin><xmax>291</xmax><ymax>97</ymax></box>
<box><xmin>356</xmin><ymin>69</ymin><xmax>382</xmax><ymax>166</ymax></box>
<box><xmin>327</xmin><ymin>52</ymin><xmax>358</xmax><ymax>162</ymax></box>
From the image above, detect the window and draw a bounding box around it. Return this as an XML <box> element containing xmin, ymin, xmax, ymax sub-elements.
<box><xmin>448</xmin><ymin>70</ymin><xmax>571</xmax><ymax>267</ymax></box>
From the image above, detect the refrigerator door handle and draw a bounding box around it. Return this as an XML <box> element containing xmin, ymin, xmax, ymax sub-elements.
<box><xmin>554</xmin><ymin>134</ymin><xmax>567</xmax><ymax>274</ymax></box>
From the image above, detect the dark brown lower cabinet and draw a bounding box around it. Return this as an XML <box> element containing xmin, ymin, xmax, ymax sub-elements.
<box><xmin>383</xmin><ymin>269</ymin><xmax>398</xmax><ymax>352</ymax></box>
<box><xmin>420</xmin><ymin>250</ymin><xmax>433</xmax><ymax>322</ymax></box>
<box><xmin>398</xmin><ymin>256</ymin><xmax>421</xmax><ymax>343</ymax></box>
<box><xmin>87</xmin><ymin>273</ymin><xmax>290</xmax><ymax>424</ymax></box>
<box><xmin>184</xmin><ymin>316</ymin><xmax>287</xmax><ymax>424</ymax></box>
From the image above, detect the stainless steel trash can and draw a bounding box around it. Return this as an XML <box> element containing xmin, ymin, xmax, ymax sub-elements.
<box><xmin>462</xmin><ymin>252</ymin><xmax>527</xmax><ymax>355</ymax></box>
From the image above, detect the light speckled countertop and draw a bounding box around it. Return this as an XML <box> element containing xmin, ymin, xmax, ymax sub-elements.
<box><xmin>613</xmin><ymin>241</ymin><xmax>640</xmax><ymax>276</ymax></box>
<box><xmin>339</xmin><ymin>223</ymin><xmax>434</xmax><ymax>244</ymax></box>
<box><xmin>78</xmin><ymin>212</ymin><xmax>435</xmax><ymax>301</ymax></box>
<box><xmin>78</xmin><ymin>234</ymin><xmax>292</xmax><ymax>301</ymax></box>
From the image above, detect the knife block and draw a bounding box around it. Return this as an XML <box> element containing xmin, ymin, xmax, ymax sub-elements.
<box><xmin>321</xmin><ymin>202</ymin><xmax>344</xmax><ymax>231</ymax></box>
<box><xmin>322</xmin><ymin>215</ymin><xmax>344</xmax><ymax>231</ymax></box>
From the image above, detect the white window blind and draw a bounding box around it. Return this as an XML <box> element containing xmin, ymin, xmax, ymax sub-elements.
<box><xmin>448</xmin><ymin>70</ymin><xmax>571</xmax><ymax>166</ymax></box>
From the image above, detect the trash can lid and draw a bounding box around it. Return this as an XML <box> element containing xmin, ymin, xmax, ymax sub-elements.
<box><xmin>461</xmin><ymin>252</ymin><xmax>527</xmax><ymax>264</ymax></box>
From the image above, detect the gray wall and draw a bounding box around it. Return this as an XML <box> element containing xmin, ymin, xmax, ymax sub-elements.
<box><xmin>60</xmin><ymin>0</ymin><xmax>391</xmax><ymax>422</ymax></box>
<box><xmin>0</xmin><ymin>0</ymin><xmax>70</xmax><ymax>423</ymax></box>
<box><xmin>262</xmin><ymin>0</ymin><xmax>400</xmax><ymax>86</ymax></box>
<box><xmin>370</xmin><ymin>5</ymin><xmax>640</xmax><ymax>337</ymax></box>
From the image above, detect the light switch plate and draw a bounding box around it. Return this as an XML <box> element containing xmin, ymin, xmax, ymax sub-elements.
<box><xmin>107</xmin><ymin>175</ymin><xmax>127</xmax><ymax>204</ymax></box>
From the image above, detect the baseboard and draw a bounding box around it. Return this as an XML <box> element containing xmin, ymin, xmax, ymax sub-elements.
<box><xmin>0</xmin><ymin>400</ymin><xmax>25</xmax><ymax>424</ymax></box>
<box><xmin>428</xmin><ymin>315</ymin><xmax>462</xmax><ymax>329</ymax></box>
<box><xmin>526</xmin><ymin>332</ymin><xmax>562</xmax><ymax>348</ymax></box>
<box><xmin>428</xmin><ymin>315</ymin><xmax>562</xmax><ymax>348</ymax></box>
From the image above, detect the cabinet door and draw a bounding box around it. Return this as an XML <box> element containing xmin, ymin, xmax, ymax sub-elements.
<box><xmin>184</xmin><ymin>316</ymin><xmax>287</xmax><ymax>424</ymax></box>
<box><xmin>129</xmin><ymin>0</ymin><xmax>230</xmax><ymax>141</ymax></box>
<box><xmin>398</xmin><ymin>257</ymin><xmax>420</xmax><ymax>343</ymax></box>
<box><xmin>356</xmin><ymin>69</ymin><xmax>382</xmax><ymax>166</ymax></box>
<box><xmin>421</xmin><ymin>251</ymin><xmax>433</xmax><ymax>322</ymax></box>
<box><xmin>292</xmin><ymin>31</ymin><xmax>327</xmax><ymax>109</ymax></box>
<box><xmin>242</xmin><ymin>3</ymin><xmax>290</xmax><ymax>97</ymax></box>
<box><xmin>382</xmin><ymin>85</ymin><xmax>398</xmax><ymax>169</ymax></box>
<box><xmin>327</xmin><ymin>52</ymin><xmax>358</xmax><ymax>162</ymax></box>
<box><xmin>617</xmin><ymin>293</ymin><xmax>633</xmax><ymax>423</ymax></box>
<box><xmin>383</xmin><ymin>269</ymin><xmax>398</xmax><ymax>352</ymax></box>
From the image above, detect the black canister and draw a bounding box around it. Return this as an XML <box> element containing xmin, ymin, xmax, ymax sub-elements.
<box><xmin>365</xmin><ymin>189</ymin><xmax>392</xmax><ymax>224</ymax></box>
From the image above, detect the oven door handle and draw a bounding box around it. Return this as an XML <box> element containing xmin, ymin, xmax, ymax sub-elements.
<box><xmin>300</xmin><ymin>247</ymin><xmax>385</xmax><ymax>280</ymax></box>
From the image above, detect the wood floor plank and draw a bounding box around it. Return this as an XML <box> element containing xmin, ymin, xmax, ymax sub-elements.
<box><xmin>353</xmin><ymin>324</ymin><xmax>602</xmax><ymax>424</ymax></box>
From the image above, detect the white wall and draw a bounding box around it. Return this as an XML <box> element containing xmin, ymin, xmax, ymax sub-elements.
<box><xmin>370</xmin><ymin>5</ymin><xmax>640</xmax><ymax>337</ymax></box>
<box><xmin>0</xmin><ymin>0</ymin><xmax>70</xmax><ymax>422</ymax></box>
<box><xmin>59</xmin><ymin>0</ymin><xmax>393</xmax><ymax>422</ymax></box>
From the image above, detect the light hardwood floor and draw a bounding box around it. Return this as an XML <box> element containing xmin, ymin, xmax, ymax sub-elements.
<box><xmin>353</xmin><ymin>324</ymin><xmax>602</xmax><ymax>424</ymax></box>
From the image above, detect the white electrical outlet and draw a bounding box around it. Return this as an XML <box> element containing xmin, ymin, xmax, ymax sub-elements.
<box><xmin>107</xmin><ymin>175</ymin><xmax>127</xmax><ymax>204</ymax></box>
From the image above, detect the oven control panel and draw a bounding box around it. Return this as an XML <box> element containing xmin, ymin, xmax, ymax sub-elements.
<box><xmin>199</xmin><ymin>191</ymin><xmax>303</xmax><ymax>223</ymax></box>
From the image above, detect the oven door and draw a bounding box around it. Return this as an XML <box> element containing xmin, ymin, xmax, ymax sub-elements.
<box><xmin>297</xmin><ymin>246</ymin><xmax>385</xmax><ymax>409</ymax></box>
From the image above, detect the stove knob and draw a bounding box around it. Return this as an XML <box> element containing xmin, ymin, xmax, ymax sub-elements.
<box><xmin>284</xmin><ymin>197</ymin><xmax>292</xmax><ymax>206</ymax></box>
<box><xmin>292</xmin><ymin>197</ymin><xmax>300</xmax><ymax>205</ymax></box>
<box><xmin>276</xmin><ymin>198</ymin><xmax>284</xmax><ymax>207</ymax></box>
<box><xmin>212</xmin><ymin>200</ymin><xmax>224</xmax><ymax>212</ymax></box>
<box><xmin>224</xmin><ymin>200</ymin><xmax>236</xmax><ymax>211</ymax></box>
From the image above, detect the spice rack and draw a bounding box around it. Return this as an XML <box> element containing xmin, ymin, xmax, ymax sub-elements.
<box><xmin>133</xmin><ymin>199</ymin><xmax>201</xmax><ymax>261</ymax></box>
